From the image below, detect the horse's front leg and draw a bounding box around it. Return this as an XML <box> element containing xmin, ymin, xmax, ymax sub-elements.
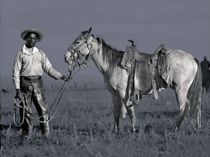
<box><xmin>125</xmin><ymin>100</ymin><xmax>138</xmax><ymax>133</ymax></box>
<box><xmin>112</xmin><ymin>95</ymin><xmax>121</xmax><ymax>134</ymax></box>
<box><xmin>112</xmin><ymin>118</ymin><xmax>119</xmax><ymax>133</ymax></box>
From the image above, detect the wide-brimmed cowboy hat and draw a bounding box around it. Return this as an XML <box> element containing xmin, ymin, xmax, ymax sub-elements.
<box><xmin>21</xmin><ymin>28</ymin><xmax>43</xmax><ymax>41</ymax></box>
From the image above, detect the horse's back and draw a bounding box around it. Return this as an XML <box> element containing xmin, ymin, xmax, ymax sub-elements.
<box><xmin>167</xmin><ymin>49</ymin><xmax>195</xmax><ymax>63</ymax></box>
<box><xmin>167</xmin><ymin>49</ymin><xmax>197</xmax><ymax>72</ymax></box>
<box><xmin>135</xmin><ymin>52</ymin><xmax>151</xmax><ymax>63</ymax></box>
<box><xmin>162</xmin><ymin>49</ymin><xmax>198</xmax><ymax>86</ymax></box>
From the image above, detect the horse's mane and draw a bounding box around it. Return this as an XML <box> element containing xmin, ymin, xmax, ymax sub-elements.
<box><xmin>95</xmin><ymin>37</ymin><xmax>154</xmax><ymax>67</ymax></box>
<box><xmin>96</xmin><ymin>37</ymin><xmax>124</xmax><ymax>67</ymax></box>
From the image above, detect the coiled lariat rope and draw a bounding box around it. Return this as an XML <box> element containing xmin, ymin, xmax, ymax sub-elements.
<box><xmin>13</xmin><ymin>64</ymin><xmax>83</xmax><ymax>127</ymax></box>
<box><xmin>13</xmin><ymin>95</ymin><xmax>26</xmax><ymax>127</ymax></box>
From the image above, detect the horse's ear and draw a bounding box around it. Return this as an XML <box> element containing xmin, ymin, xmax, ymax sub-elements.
<box><xmin>81</xmin><ymin>27</ymin><xmax>92</xmax><ymax>35</ymax></box>
<box><xmin>87</xmin><ymin>27</ymin><xmax>92</xmax><ymax>34</ymax></box>
<box><xmin>82</xmin><ymin>30</ymin><xmax>87</xmax><ymax>35</ymax></box>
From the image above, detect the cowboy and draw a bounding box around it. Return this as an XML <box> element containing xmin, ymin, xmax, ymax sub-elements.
<box><xmin>13</xmin><ymin>28</ymin><xmax>68</xmax><ymax>139</ymax></box>
<box><xmin>121</xmin><ymin>40</ymin><xmax>138</xmax><ymax>101</ymax></box>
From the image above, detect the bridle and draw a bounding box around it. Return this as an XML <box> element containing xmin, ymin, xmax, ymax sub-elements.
<box><xmin>66</xmin><ymin>34</ymin><xmax>96</xmax><ymax>69</ymax></box>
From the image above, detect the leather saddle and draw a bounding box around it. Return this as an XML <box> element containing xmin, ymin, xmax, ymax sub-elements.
<box><xmin>133</xmin><ymin>46</ymin><xmax>168</xmax><ymax>98</ymax></box>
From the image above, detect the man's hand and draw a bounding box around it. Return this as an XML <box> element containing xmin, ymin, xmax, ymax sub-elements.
<box><xmin>15</xmin><ymin>89</ymin><xmax>23</xmax><ymax>100</ymax></box>
<box><xmin>61</xmin><ymin>75</ymin><xmax>71</xmax><ymax>82</ymax></box>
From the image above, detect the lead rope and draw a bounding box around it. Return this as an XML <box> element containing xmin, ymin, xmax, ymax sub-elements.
<box><xmin>39</xmin><ymin>64</ymin><xmax>84</xmax><ymax>123</ymax></box>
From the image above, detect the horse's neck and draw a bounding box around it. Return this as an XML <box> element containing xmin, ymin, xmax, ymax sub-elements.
<box><xmin>91</xmin><ymin>42</ymin><xmax>109</xmax><ymax>74</ymax></box>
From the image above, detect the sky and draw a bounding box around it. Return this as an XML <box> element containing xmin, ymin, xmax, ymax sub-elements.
<box><xmin>0</xmin><ymin>0</ymin><xmax>210</xmax><ymax>84</ymax></box>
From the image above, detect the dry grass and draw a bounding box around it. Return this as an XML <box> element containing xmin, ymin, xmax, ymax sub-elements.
<box><xmin>1</xmin><ymin>84</ymin><xmax>210</xmax><ymax>157</ymax></box>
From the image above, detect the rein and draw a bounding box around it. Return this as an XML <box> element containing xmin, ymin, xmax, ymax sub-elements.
<box><xmin>40</xmin><ymin>63</ymin><xmax>83</xmax><ymax>122</ymax></box>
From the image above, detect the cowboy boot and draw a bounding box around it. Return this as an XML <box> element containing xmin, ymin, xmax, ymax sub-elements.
<box><xmin>41</xmin><ymin>122</ymin><xmax>50</xmax><ymax>138</ymax></box>
<box><xmin>21</xmin><ymin>118</ymin><xmax>33</xmax><ymax>140</ymax></box>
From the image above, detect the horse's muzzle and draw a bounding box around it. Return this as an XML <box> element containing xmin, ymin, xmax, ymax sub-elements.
<box><xmin>64</xmin><ymin>50</ymin><xmax>72</xmax><ymax>64</ymax></box>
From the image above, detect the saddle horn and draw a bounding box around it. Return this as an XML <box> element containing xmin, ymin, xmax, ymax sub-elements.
<box><xmin>128</xmin><ymin>39</ymin><xmax>135</xmax><ymax>46</ymax></box>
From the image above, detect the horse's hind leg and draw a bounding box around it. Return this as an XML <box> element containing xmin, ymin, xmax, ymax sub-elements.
<box><xmin>112</xmin><ymin>95</ymin><xmax>121</xmax><ymax>133</ymax></box>
<box><xmin>172</xmin><ymin>86</ymin><xmax>189</xmax><ymax>132</ymax></box>
<box><xmin>172</xmin><ymin>104</ymin><xmax>188</xmax><ymax>132</ymax></box>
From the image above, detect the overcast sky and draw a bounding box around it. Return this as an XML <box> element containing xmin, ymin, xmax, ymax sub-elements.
<box><xmin>0</xmin><ymin>0</ymin><xmax>209</xmax><ymax>83</ymax></box>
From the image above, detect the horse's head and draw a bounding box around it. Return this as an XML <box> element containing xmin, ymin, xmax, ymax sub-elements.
<box><xmin>64</xmin><ymin>27</ymin><xmax>95</xmax><ymax>68</ymax></box>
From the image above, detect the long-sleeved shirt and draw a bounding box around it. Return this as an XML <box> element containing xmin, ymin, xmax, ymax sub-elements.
<box><xmin>13</xmin><ymin>45</ymin><xmax>62</xmax><ymax>89</ymax></box>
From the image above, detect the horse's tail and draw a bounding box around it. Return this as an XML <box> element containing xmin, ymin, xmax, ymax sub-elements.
<box><xmin>187</xmin><ymin>58</ymin><xmax>202</xmax><ymax>129</ymax></box>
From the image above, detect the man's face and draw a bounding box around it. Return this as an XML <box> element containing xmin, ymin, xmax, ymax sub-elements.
<box><xmin>25</xmin><ymin>33</ymin><xmax>38</xmax><ymax>48</ymax></box>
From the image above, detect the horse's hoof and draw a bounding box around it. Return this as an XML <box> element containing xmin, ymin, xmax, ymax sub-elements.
<box><xmin>131</xmin><ymin>128</ymin><xmax>139</xmax><ymax>133</ymax></box>
<box><xmin>171</xmin><ymin>126</ymin><xmax>178</xmax><ymax>132</ymax></box>
<box><xmin>134</xmin><ymin>129</ymin><xmax>139</xmax><ymax>133</ymax></box>
<box><xmin>112</xmin><ymin>129</ymin><xmax>120</xmax><ymax>134</ymax></box>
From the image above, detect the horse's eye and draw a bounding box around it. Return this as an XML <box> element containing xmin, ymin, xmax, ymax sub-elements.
<box><xmin>76</xmin><ymin>41</ymin><xmax>80</xmax><ymax>44</ymax></box>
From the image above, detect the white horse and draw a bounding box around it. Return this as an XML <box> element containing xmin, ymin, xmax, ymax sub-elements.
<box><xmin>65</xmin><ymin>28</ymin><xmax>202</xmax><ymax>132</ymax></box>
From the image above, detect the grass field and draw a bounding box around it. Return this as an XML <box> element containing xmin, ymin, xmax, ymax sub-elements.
<box><xmin>1</xmin><ymin>83</ymin><xmax>210</xmax><ymax>157</ymax></box>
